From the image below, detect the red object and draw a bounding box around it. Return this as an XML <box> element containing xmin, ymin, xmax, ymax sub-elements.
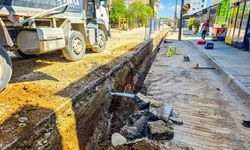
<box><xmin>212</xmin><ymin>27</ymin><xmax>227</xmax><ymax>38</ymax></box>
<box><xmin>197</xmin><ymin>40</ymin><xmax>206</xmax><ymax>45</ymax></box>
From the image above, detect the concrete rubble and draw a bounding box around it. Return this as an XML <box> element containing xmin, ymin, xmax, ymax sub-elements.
<box><xmin>148</xmin><ymin>120</ymin><xmax>174</xmax><ymax>140</ymax></box>
<box><xmin>110</xmin><ymin>92</ymin><xmax>183</xmax><ymax>149</ymax></box>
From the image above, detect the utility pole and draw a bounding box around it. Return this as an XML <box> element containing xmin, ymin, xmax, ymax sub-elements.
<box><xmin>178</xmin><ymin>0</ymin><xmax>184</xmax><ymax>41</ymax></box>
<box><xmin>174</xmin><ymin>0</ymin><xmax>177</xmax><ymax>28</ymax></box>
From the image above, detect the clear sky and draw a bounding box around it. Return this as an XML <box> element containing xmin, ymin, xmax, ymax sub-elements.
<box><xmin>159</xmin><ymin>0</ymin><xmax>212</xmax><ymax>18</ymax></box>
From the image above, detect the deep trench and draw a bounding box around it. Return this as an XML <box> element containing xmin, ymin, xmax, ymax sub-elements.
<box><xmin>0</xmin><ymin>32</ymin><xmax>167</xmax><ymax>150</ymax></box>
<box><xmin>85</xmin><ymin>38</ymin><xmax>164</xmax><ymax>150</ymax></box>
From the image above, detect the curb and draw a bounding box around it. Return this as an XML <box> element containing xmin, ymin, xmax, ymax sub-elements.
<box><xmin>188</xmin><ymin>40</ymin><xmax>250</xmax><ymax>104</ymax></box>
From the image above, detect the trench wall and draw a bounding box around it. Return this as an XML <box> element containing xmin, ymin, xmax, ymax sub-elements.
<box><xmin>4</xmin><ymin>30</ymin><xmax>168</xmax><ymax>150</ymax></box>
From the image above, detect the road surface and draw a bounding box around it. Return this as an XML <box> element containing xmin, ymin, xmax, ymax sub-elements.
<box><xmin>144</xmin><ymin>33</ymin><xmax>250</xmax><ymax>150</ymax></box>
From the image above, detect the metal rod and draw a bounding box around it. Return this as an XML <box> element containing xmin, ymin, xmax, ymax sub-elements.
<box><xmin>110</xmin><ymin>92</ymin><xmax>136</xmax><ymax>98</ymax></box>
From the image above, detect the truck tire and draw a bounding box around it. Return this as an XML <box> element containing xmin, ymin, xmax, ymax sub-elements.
<box><xmin>0</xmin><ymin>46</ymin><xmax>12</xmax><ymax>91</ymax></box>
<box><xmin>91</xmin><ymin>29</ymin><xmax>106</xmax><ymax>53</ymax></box>
<box><xmin>63</xmin><ymin>30</ymin><xmax>86</xmax><ymax>61</ymax></box>
<box><xmin>14</xmin><ymin>49</ymin><xmax>38</xmax><ymax>58</ymax></box>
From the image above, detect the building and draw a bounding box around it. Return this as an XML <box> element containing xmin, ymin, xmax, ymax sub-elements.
<box><xmin>187</xmin><ymin>0</ymin><xmax>207</xmax><ymax>15</ymax></box>
<box><xmin>212</xmin><ymin>0</ymin><xmax>244</xmax><ymax>5</ymax></box>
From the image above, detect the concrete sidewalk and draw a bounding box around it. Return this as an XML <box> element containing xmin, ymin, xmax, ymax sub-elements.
<box><xmin>186</xmin><ymin>35</ymin><xmax>250</xmax><ymax>103</ymax></box>
<box><xmin>144</xmin><ymin>36</ymin><xmax>250</xmax><ymax>149</ymax></box>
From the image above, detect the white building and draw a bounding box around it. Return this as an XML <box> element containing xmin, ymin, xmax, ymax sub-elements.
<box><xmin>187</xmin><ymin>0</ymin><xmax>207</xmax><ymax>15</ymax></box>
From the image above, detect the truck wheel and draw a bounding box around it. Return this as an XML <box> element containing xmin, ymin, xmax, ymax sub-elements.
<box><xmin>63</xmin><ymin>30</ymin><xmax>86</xmax><ymax>61</ymax></box>
<box><xmin>0</xmin><ymin>46</ymin><xmax>12</xmax><ymax>91</ymax></box>
<box><xmin>91</xmin><ymin>29</ymin><xmax>106</xmax><ymax>53</ymax></box>
<box><xmin>15</xmin><ymin>49</ymin><xmax>38</xmax><ymax>58</ymax></box>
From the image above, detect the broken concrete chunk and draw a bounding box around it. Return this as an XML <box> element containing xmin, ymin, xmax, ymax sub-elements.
<box><xmin>170</xmin><ymin>116</ymin><xmax>184</xmax><ymax>125</ymax></box>
<box><xmin>133</xmin><ymin>116</ymin><xmax>148</xmax><ymax>135</ymax></box>
<box><xmin>131</xmin><ymin>138</ymin><xmax>160</xmax><ymax>150</ymax></box>
<box><xmin>121</xmin><ymin>118</ymin><xmax>147</xmax><ymax>140</ymax></box>
<box><xmin>163</xmin><ymin>104</ymin><xmax>173</xmax><ymax>121</ymax></box>
<box><xmin>171</xmin><ymin>111</ymin><xmax>178</xmax><ymax>118</ymax></box>
<box><xmin>111</xmin><ymin>133</ymin><xmax>127</xmax><ymax>147</ymax></box>
<box><xmin>243</xmin><ymin>120</ymin><xmax>250</xmax><ymax>128</ymax></box>
<box><xmin>148</xmin><ymin>120</ymin><xmax>174</xmax><ymax>140</ymax></box>
<box><xmin>127</xmin><ymin>110</ymin><xmax>149</xmax><ymax>125</ymax></box>
<box><xmin>149</xmin><ymin>104</ymin><xmax>173</xmax><ymax>122</ymax></box>
<box><xmin>121</xmin><ymin>116</ymin><xmax>148</xmax><ymax>140</ymax></box>
<box><xmin>166</xmin><ymin>120</ymin><xmax>174</xmax><ymax>130</ymax></box>
<box><xmin>148</xmin><ymin>108</ymin><xmax>161</xmax><ymax>121</ymax></box>
<box><xmin>134</xmin><ymin>97</ymin><xmax>150</xmax><ymax>110</ymax></box>
<box><xmin>121</xmin><ymin>126</ymin><xmax>141</xmax><ymax>140</ymax></box>
<box><xmin>136</xmin><ymin>93</ymin><xmax>164</xmax><ymax>108</ymax></box>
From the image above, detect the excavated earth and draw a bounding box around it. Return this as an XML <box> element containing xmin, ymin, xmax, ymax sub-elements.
<box><xmin>0</xmin><ymin>28</ymin><xmax>168</xmax><ymax>149</ymax></box>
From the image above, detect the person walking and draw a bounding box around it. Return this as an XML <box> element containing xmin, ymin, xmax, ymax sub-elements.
<box><xmin>201</xmin><ymin>20</ymin><xmax>209</xmax><ymax>40</ymax></box>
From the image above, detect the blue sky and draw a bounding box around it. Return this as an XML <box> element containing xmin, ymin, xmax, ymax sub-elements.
<box><xmin>159</xmin><ymin>0</ymin><xmax>212</xmax><ymax>17</ymax></box>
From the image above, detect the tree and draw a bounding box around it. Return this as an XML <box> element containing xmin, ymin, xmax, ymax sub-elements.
<box><xmin>160</xmin><ymin>17</ymin><xmax>171</xmax><ymax>21</ymax></box>
<box><xmin>127</xmin><ymin>2</ymin><xmax>153</xmax><ymax>27</ymax></box>
<box><xmin>109</xmin><ymin>0</ymin><xmax>127</xmax><ymax>25</ymax></box>
<box><xmin>149</xmin><ymin>0</ymin><xmax>157</xmax><ymax>16</ymax></box>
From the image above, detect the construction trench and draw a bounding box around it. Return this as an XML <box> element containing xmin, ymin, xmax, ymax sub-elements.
<box><xmin>0</xmin><ymin>30</ymin><xmax>169</xmax><ymax>149</ymax></box>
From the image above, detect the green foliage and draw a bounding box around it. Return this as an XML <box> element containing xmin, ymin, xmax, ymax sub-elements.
<box><xmin>109</xmin><ymin>0</ymin><xmax>127</xmax><ymax>25</ymax></box>
<box><xmin>109</xmin><ymin>0</ymin><xmax>153</xmax><ymax>28</ymax></box>
<box><xmin>193</xmin><ymin>21</ymin><xmax>200</xmax><ymax>28</ymax></box>
<box><xmin>127</xmin><ymin>2</ymin><xmax>153</xmax><ymax>27</ymax></box>
<box><xmin>149</xmin><ymin>0</ymin><xmax>156</xmax><ymax>15</ymax></box>
<box><xmin>160</xmin><ymin>17</ymin><xmax>171</xmax><ymax>21</ymax></box>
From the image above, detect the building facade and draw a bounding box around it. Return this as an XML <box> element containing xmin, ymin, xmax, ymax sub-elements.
<box><xmin>187</xmin><ymin>0</ymin><xmax>207</xmax><ymax>15</ymax></box>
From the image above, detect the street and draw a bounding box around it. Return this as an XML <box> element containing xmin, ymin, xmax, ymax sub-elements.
<box><xmin>143</xmin><ymin>33</ymin><xmax>250</xmax><ymax>149</ymax></box>
<box><xmin>1</xmin><ymin>0</ymin><xmax>250</xmax><ymax>149</ymax></box>
<box><xmin>0</xmin><ymin>28</ymin><xmax>167</xmax><ymax>149</ymax></box>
